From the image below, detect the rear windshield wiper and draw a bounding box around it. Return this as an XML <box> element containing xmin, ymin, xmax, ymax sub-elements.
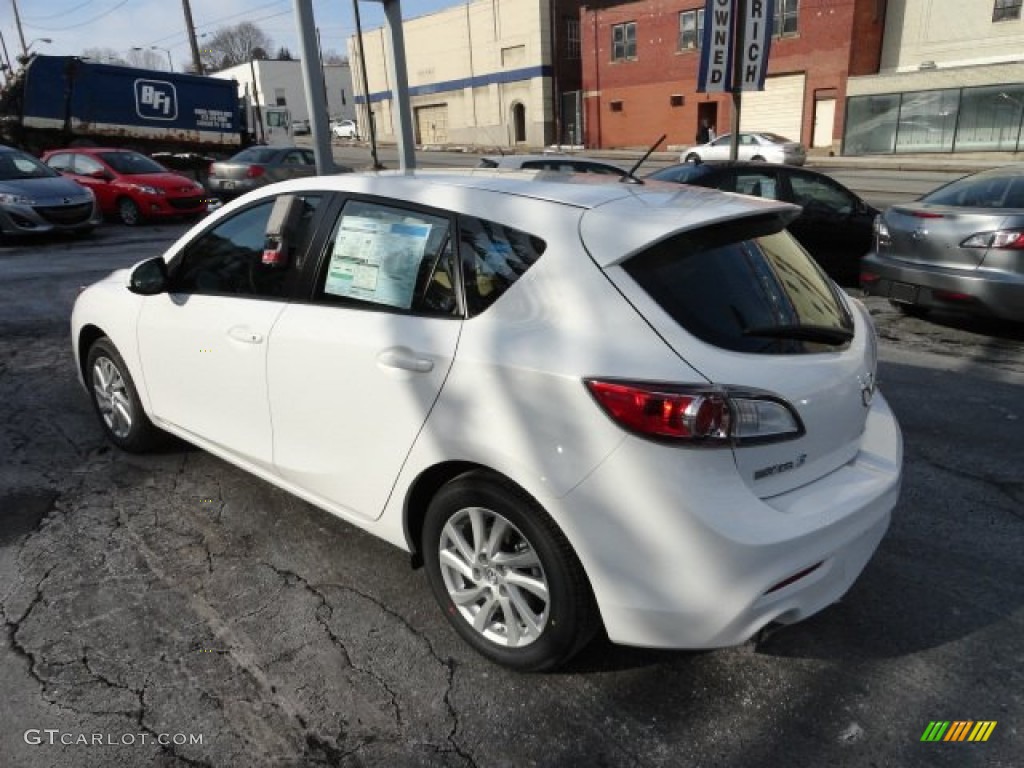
<box><xmin>742</xmin><ymin>324</ymin><xmax>854</xmax><ymax>345</ymax></box>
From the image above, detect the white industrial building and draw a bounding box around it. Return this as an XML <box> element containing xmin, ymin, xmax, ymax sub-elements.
<box><xmin>211</xmin><ymin>59</ymin><xmax>357</xmax><ymax>126</ymax></box>
<box><xmin>348</xmin><ymin>0</ymin><xmax>572</xmax><ymax>147</ymax></box>
<box><xmin>844</xmin><ymin>0</ymin><xmax>1024</xmax><ymax>155</ymax></box>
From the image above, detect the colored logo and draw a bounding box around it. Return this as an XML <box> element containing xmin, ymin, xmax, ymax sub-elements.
<box><xmin>920</xmin><ymin>721</ymin><xmax>997</xmax><ymax>742</ymax></box>
<box><xmin>135</xmin><ymin>79</ymin><xmax>178</xmax><ymax>121</ymax></box>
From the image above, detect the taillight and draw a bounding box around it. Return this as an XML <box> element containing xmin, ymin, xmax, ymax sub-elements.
<box><xmin>873</xmin><ymin>215</ymin><xmax>890</xmax><ymax>249</ymax></box>
<box><xmin>584</xmin><ymin>380</ymin><xmax>802</xmax><ymax>445</ymax></box>
<box><xmin>960</xmin><ymin>229</ymin><xmax>1024</xmax><ymax>249</ymax></box>
<box><xmin>246</xmin><ymin>165</ymin><xmax>265</xmax><ymax>178</ymax></box>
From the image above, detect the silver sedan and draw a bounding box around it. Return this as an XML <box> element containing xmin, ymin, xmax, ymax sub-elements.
<box><xmin>861</xmin><ymin>164</ymin><xmax>1024</xmax><ymax>322</ymax></box>
<box><xmin>206</xmin><ymin>146</ymin><xmax>351</xmax><ymax>199</ymax></box>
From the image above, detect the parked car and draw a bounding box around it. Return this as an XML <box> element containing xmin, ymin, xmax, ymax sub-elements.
<box><xmin>0</xmin><ymin>144</ymin><xmax>101</xmax><ymax>238</ymax></box>
<box><xmin>72</xmin><ymin>171</ymin><xmax>901</xmax><ymax>671</ymax></box>
<box><xmin>647</xmin><ymin>161</ymin><xmax>878</xmax><ymax>285</ymax></box>
<box><xmin>479</xmin><ymin>154</ymin><xmax>627</xmax><ymax>176</ymax></box>
<box><xmin>681</xmin><ymin>132</ymin><xmax>807</xmax><ymax>166</ymax></box>
<box><xmin>206</xmin><ymin>146</ymin><xmax>351</xmax><ymax>199</ymax></box>
<box><xmin>291</xmin><ymin>118</ymin><xmax>311</xmax><ymax>135</ymax></box>
<box><xmin>861</xmin><ymin>164</ymin><xmax>1024</xmax><ymax>321</ymax></box>
<box><xmin>331</xmin><ymin>119</ymin><xmax>360</xmax><ymax>139</ymax></box>
<box><xmin>43</xmin><ymin>148</ymin><xmax>208</xmax><ymax>226</ymax></box>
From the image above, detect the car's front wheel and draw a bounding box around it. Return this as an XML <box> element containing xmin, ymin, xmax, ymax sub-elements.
<box><xmin>117</xmin><ymin>197</ymin><xmax>142</xmax><ymax>226</ymax></box>
<box><xmin>422</xmin><ymin>471</ymin><xmax>598</xmax><ymax>671</ymax></box>
<box><xmin>86</xmin><ymin>337</ymin><xmax>162</xmax><ymax>452</ymax></box>
<box><xmin>684</xmin><ymin>152</ymin><xmax>702</xmax><ymax>164</ymax></box>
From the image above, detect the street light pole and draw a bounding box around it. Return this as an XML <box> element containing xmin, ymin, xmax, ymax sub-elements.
<box><xmin>10</xmin><ymin>0</ymin><xmax>27</xmax><ymax>58</ymax></box>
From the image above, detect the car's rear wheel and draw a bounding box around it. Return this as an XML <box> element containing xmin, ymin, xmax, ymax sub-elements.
<box><xmin>86</xmin><ymin>337</ymin><xmax>161</xmax><ymax>452</ymax></box>
<box><xmin>751</xmin><ymin>155</ymin><xmax>766</xmax><ymax>162</ymax></box>
<box><xmin>117</xmin><ymin>197</ymin><xmax>142</xmax><ymax>226</ymax></box>
<box><xmin>684</xmin><ymin>152</ymin><xmax>702</xmax><ymax>164</ymax></box>
<box><xmin>422</xmin><ymin>471</ymin><xmax>598</xmax><ymax>671</ymax></box>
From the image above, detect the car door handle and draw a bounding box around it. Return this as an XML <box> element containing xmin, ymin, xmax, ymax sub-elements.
<box><xmin>377</xmin><ymin>347</ymin><xmax>434</xmax><ymax>373</ymax></box>
<box><xmin>227</xmin><ymin>326</ymin><xmax>264</xmax><ymax>344</ymax></box>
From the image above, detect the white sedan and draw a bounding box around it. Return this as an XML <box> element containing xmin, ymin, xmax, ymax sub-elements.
<box><xmin>72</xmin><ymin>170</ymin><xmax>901</xmax><ymax>670</ymax></box>
<box><xmin>682</xmin><ymin>132</ymin><xmax>807</xmax><ymax>165</ymax></box>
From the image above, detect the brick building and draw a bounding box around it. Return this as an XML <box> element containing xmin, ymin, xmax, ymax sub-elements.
<box><xmin>579</xmin><ymin>0</ymin><xmax>887</xmax><ymax>151</ymax></box>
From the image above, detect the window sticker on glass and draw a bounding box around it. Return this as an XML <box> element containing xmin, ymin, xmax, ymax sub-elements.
<box><xmin>325</xmin><ymin>214</ymin><xmax>432</xmax><ymax>308</ymax></box>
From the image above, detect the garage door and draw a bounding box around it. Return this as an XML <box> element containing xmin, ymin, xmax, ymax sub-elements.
<box><xmin>415</xmin><ymin>104</ymin><xmax>448</xmax><ymax>145</ymax></box>
<box><xmin>739</xmin><ymin>74</ymin><xmax>805</xmax><ymax>143</ymax></box>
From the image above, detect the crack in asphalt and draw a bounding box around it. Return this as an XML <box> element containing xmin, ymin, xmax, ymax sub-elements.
<box><xmin>262</xmin><ymin>563</ymin><xmax>404</xmax><ymax>728</ymax></box>
<box><xmin>917</xmin><ymin>452</ymin><xmax>1024</xmax><ymax>521</ymax></box>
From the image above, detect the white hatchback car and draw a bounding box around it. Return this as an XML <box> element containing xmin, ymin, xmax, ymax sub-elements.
<box><xmin>72</xmin><ymin>170</ymin><xmax>901</xmax><ymax>671</ymax></box>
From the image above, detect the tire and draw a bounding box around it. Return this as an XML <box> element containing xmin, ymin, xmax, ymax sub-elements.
<box><xmin>751</xmin><ymin>155</ymin><xmax>766</xmax><ymax>163</ymax></box>
<box><xmin>684</xmin><ymin>152</ymin><xmax>702</xmax><ymax>164</ymax></box>
<box><xmin>85</xmin><ymin>337</ymin><xmax>162</xmax><ymax>452</ymax></box>
<box><xmin>422</xmin><ymin>471</ymin><xmax>598</xmax><ymax>672</ymax></box>
<box><xmin>117</xmin><ymin>197</ymin><xmax>142</xmax><ymax>226</ymax></box>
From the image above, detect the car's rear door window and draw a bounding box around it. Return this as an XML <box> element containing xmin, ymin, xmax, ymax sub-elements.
<box><xmin>316</xmin><ymin>199</ymin><xmax>457</xmax><ymax>316</ymax></box>
<box><xmin>624</xmin><ymin>216</ymin><xmax>853</xmax><ymax>354</ymax></box>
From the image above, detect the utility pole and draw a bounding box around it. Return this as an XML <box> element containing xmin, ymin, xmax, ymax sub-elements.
<box><xmin>292</xmin><ymin>0</ymin><xmax>335</xmax><ymax>174</ymax></box>
<box><xmin>352</xmin><ymin>0</ymin><xmax>381</xmax><ymax>169</ymax></box>
<box><xmin>10</xmin><ymin>0</ymin><xmax>27</xmax><ymax>58</ymax></box>
<box><xmin>181</xmin><ymin>0</ymin><xmax>204</xmax><ymax>75</ymax></box>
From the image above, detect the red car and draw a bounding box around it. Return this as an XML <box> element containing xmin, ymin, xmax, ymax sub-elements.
<box><xmin>42</xmin><ymin>148</ymin><xmax>209</xmax><ymax>225</ymax></box>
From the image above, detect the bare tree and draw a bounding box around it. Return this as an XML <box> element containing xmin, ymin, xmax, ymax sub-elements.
<box><xmin>201</xmin><ymin>22</ymin><xmax>273</xmax><ymax>72</ymax></box>
<box><xmin>125</xmin><ymin>48</ymin><xmax>168</xmax><ymax>71</ymax></box>
<box><xmin>81</xmin><ymin>47</ymin><xmax>127</xmax><ymax>65</ymax></box>
<box><xmin>322</xmin><ymin>49</ymin><xmax>348</xmax><ymax>66</ymax></box>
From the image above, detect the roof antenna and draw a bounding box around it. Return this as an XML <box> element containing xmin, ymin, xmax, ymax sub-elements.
<box><xmin>621</xmin><ymin>134</ymin><xmax>666</xmax><ymax>184</ymax></box>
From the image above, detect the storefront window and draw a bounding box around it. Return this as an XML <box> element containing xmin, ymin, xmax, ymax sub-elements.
<box><xmin>895</xmin><ymin>90</ymin><xmax>958</xmax><ymax>152</ymax></box>
<box><xmin>955</xmin><ymin>85</ymin><xmax>1024</xmax><ymax>151</ymax></box>
<box><xmin>843</xmin><ymin>94</ymin><xmax>900</xmax><ymax>155</ymax></box>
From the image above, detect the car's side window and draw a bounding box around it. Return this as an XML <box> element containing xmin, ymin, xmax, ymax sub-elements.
<box><xmin>730</xmin><ymin>172</ymin><xmax>778</xmax><ymax>199</ymax></box>
<box><xmin>789</xmin><ymin>174</ymin><xmax>855</xmax><ymax>214</ymax></box>
<box><xmin>282</xmin><ymin>150</ymin><xmax>305</xmax><ymax>166</ymax></box>
<box><xmin>316</xmin><ymin>199</ymin><xmax>457</xmax><ymax>316</ymax></box>
<box><xmin>47</xmin><ymin>153</ymin><xmax>74</xmax><ymax>172</ymax></box>
<box><xmin>170</xmin><ymin>195</ymin><xmax>321</xmax><ymax>298</ymax></box>
<box><xmin>458</xmin><ymin>215</ymin><xmax>547</xmax><ymax>316</ymax></box>
<box><xmin>74</xmin><ymin>155</ymin><xmax>105</xmax><ymax>176</ymax></box>
<box><xmin>301</xmin><ymin>150</ymin><xmax>316</xmax><ymax>165</ymax></box>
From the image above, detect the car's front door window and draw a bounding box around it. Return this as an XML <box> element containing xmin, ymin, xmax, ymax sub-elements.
<box><xmin>170</xmin><ymin>195</ymin><xmax>321</xmax><ymax>298</ymax></box>
<box><xmin>789</xmin><ymin>173</ymin><xmax>855</xmax><ymax>214</ymax></box>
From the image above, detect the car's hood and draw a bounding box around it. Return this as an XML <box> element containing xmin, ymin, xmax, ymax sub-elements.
<box><xmin>121</xmin><ymin>173</ymin><xmax>200</xmax><ymax>191</ymax></box>
<box><xmin>0</xmin><ymin>175</ymin><xmax>94</xmax><ymax>203</ymax></box>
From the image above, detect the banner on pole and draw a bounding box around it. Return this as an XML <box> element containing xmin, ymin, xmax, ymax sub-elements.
<box><xmin>736</xmin><ymin>0</ymin><xmax>775</xmax><ymax>90</ymax></box>
<box><xmin>697</xmin><ymin>0</ymin><xmax>734</xmax><ymax>93</ymax></box>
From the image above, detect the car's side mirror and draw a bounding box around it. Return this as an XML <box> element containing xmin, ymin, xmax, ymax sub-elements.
<box><xmin>129</xmin><ymin>257</ymin><xmax>169</xmax><ymax>295</ymax></box>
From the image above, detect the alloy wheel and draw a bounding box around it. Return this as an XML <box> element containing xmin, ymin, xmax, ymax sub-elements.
<box><xmin>438</xmin><ymin>506</ymin><xmax>550</xmax><ymax>648</ymax></box>
<box><xmin>92</xmin><ymin>356</ymin><xmax>133</xmax><ymax>439</ymax></box>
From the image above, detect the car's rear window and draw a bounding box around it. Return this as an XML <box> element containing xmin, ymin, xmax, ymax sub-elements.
<box><xmin>921</xmin><ymin>172</ymin><xmax>1024</xmax><ymax>208</ymax></box>
<box><xmin>232</xmin><ymin>148</ymin><xmax>279</xmax><ymax>164</ymax></box>
<box><xmin>624</xmin><ymin>216</ymin><xmax>853</xmax><ymax>354</ymax></box>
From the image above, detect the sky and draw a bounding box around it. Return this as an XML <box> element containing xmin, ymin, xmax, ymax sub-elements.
<box><xmin>2</xmin><ymin>0</ymin><xmax>454</xmax><ymax>69</ymax></box>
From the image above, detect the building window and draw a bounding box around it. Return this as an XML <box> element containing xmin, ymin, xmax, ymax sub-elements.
<box><xmin>274</xmin><ymin>88</ymin><xmax>287</xmax><ymax>106</ymax></box>
<box><xmin>775</xmin><ymin>0</ymin><xmax>799</xmax><ymax>37</ymax></box>
<box><xmin>679</xmin><ymin>9</ymin><xmax>704</xmax><ymax>51</ymax></box>
<box><xmin>612</xmin><ymin>22</ymin><xmax>637</xmax><ymax>61</ymax></box>
<box><xmin>993</xmin><ymin>0</ymin><xmax>1022</xmax><ymax>21</ymax></box>
<box><xmin>565</xmin><ymin>18</ymin><xmax>581</xmax><ymax>59</ymax></box>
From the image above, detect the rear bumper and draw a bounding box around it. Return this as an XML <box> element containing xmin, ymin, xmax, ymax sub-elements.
<box><xmin>552</xmin><ymin>392</ymin><xmax>902</xmax><ymax>650</ymax></box>
<box><xmin>861</xmin><ymin>251</ymin><xmax>1024</xmax><ymax>322</ymax></box>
